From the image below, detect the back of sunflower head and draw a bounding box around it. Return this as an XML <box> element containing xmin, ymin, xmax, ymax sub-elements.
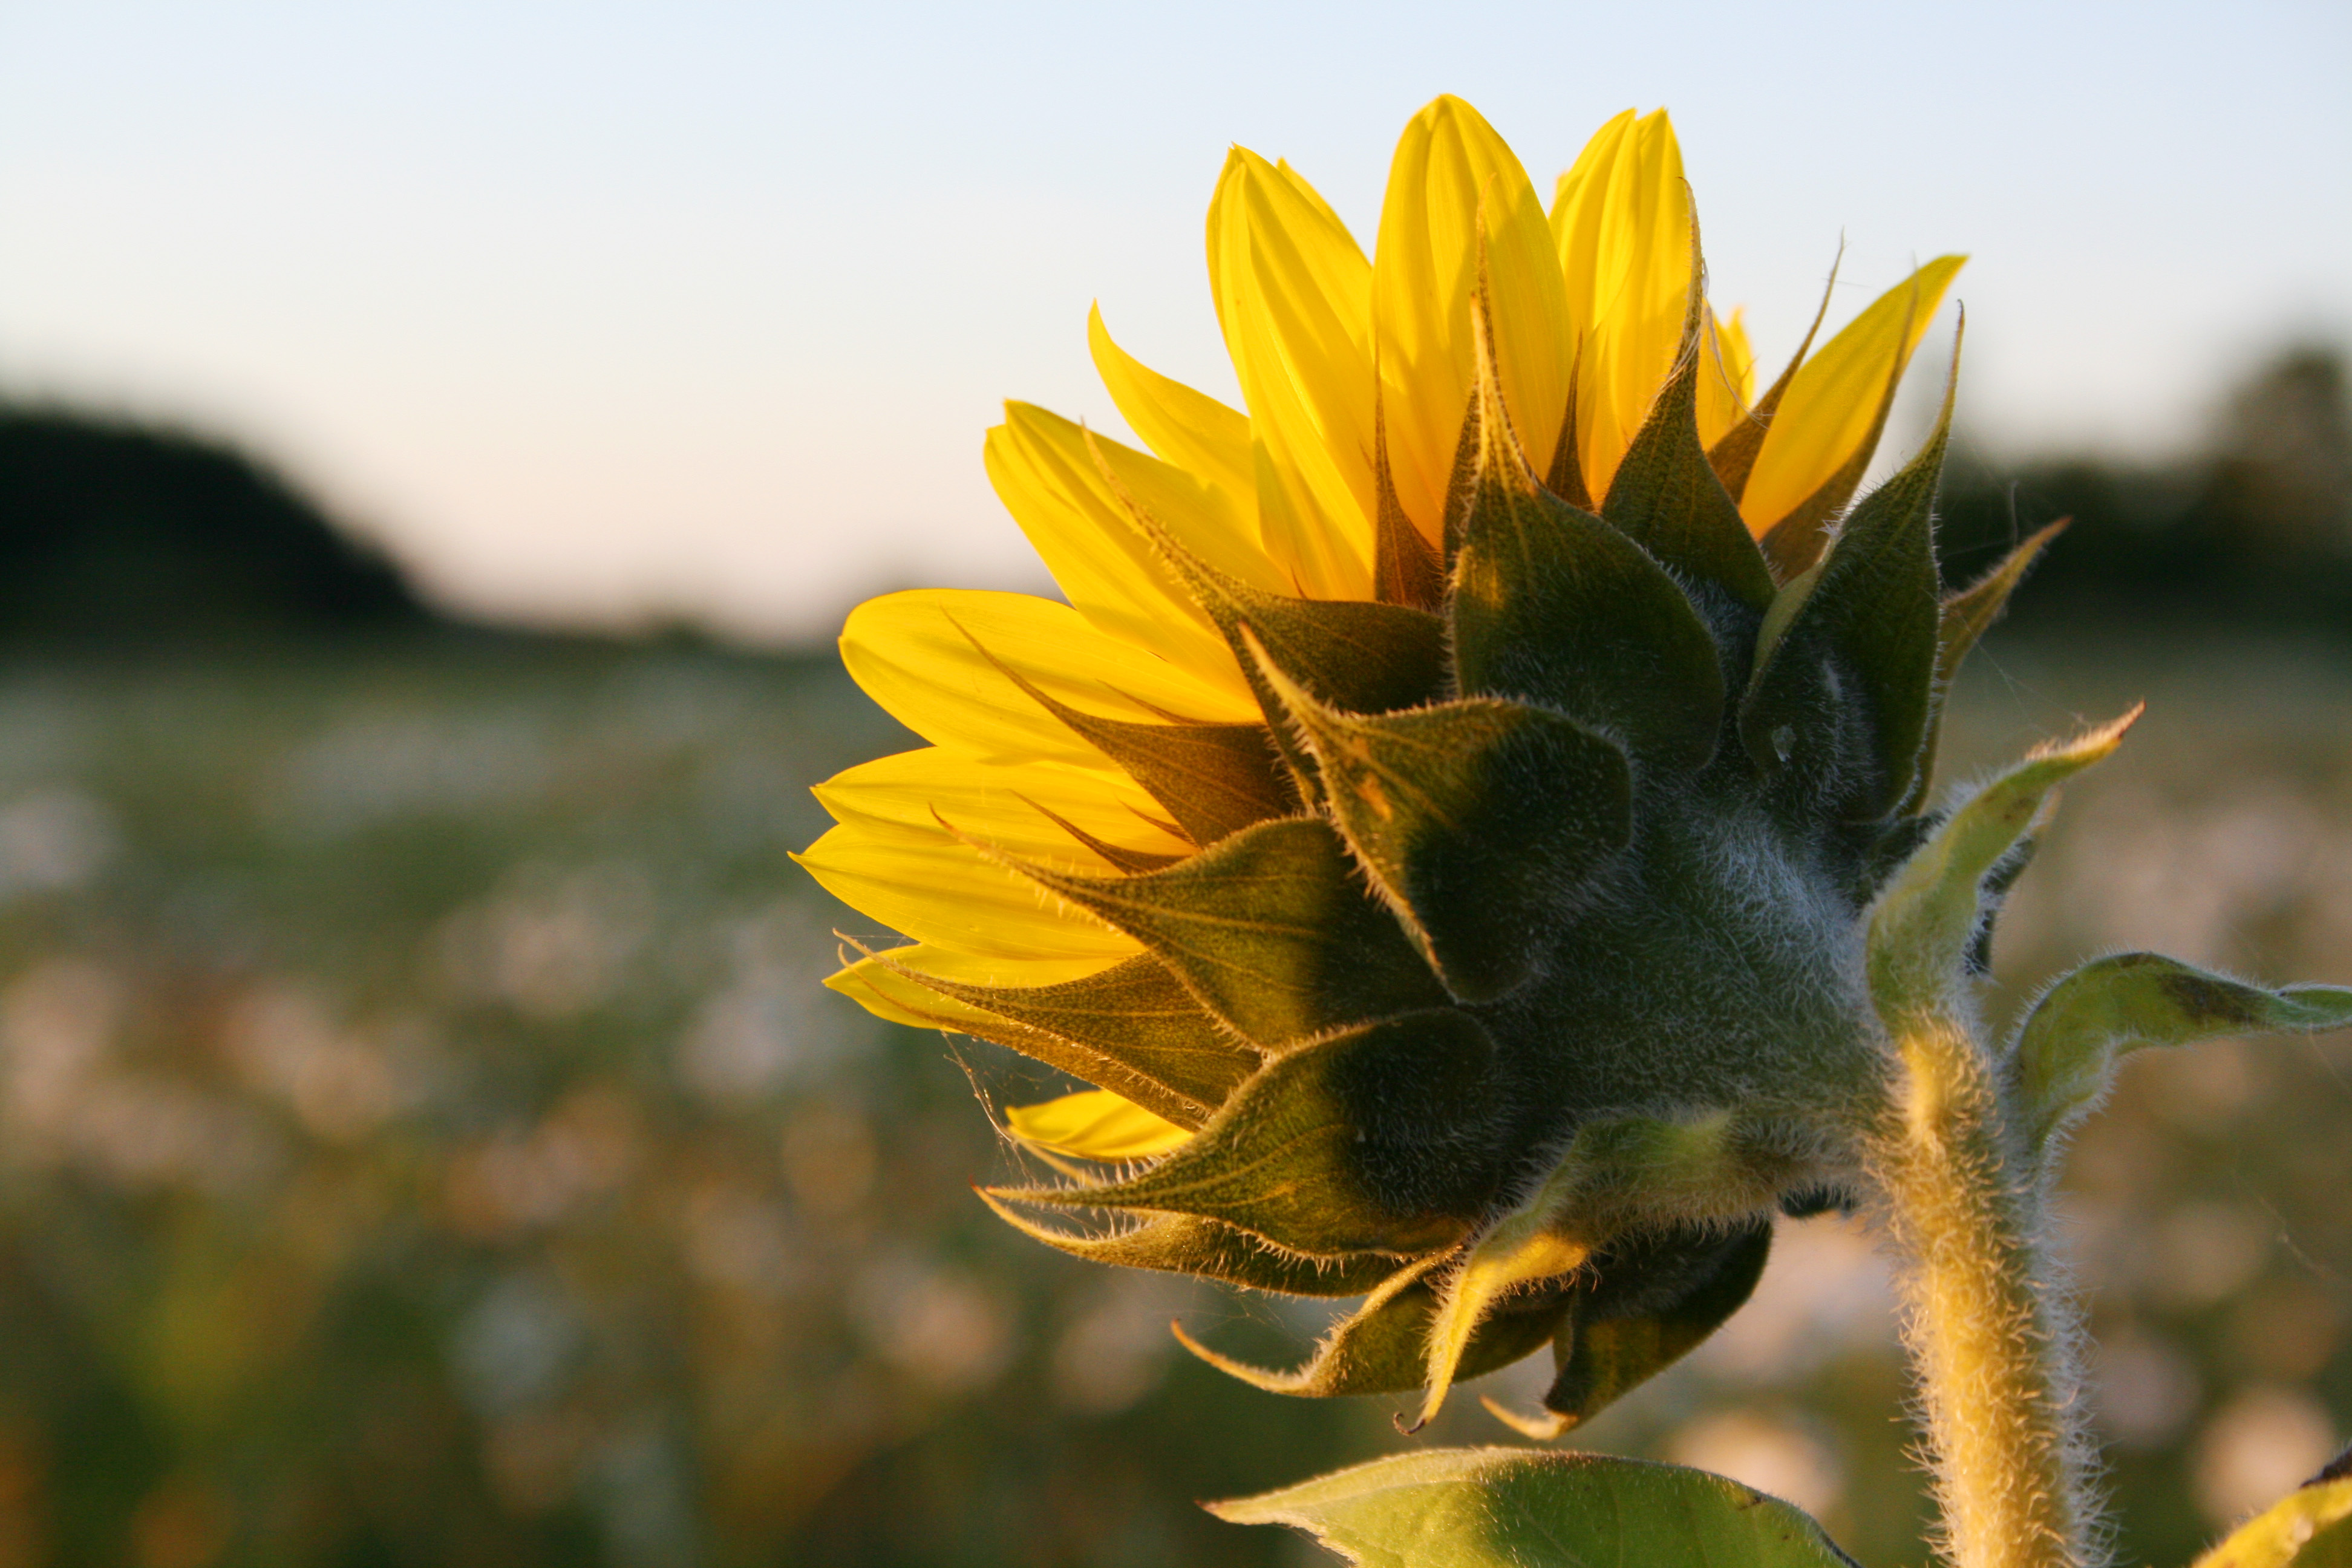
<box><xmin>797</xmin><ymin>96</ymin><xmax>2352</xmax><ymax>1568</ymax></box>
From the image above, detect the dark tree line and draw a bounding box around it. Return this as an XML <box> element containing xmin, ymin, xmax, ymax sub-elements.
<box><xmin>1938</xmin><ymin>346</ymin><xmax>2352</xmax><ymax>626</ymax></box>
<box><xmin>0</xmin><ymin>408</ymin><xmax>435</xmax><ymax>648</ymax></box>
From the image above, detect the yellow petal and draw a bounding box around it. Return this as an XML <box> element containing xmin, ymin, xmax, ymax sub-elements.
<box><xmin>1087</xmin><ymin>304</ymin><xmax>1255</xmax><ymax>511</ymax></box>
<box><xmin>839</xmin><ymin>589</ymin><xmax>1258</xmax><ymax>766</ymax></box>
<box><xmin>1695</xmin><ymin>303</ymin><xmax>1755</xmax><ymax>449</ymax></box>
<box><xmin>1373</xmin><ymin>95</ymin><xmax>1575</xmax><ymax>540</ymax></box>
<box><xmin>826</xmin><ymin>942</ymin><xmax>1119</xmax><ymax>1031</ymax></box>
<box><xmin>815</xmin><ymin>746</ymin><xmax>1190</xmax><ymax>867</ymax></box>
<box><xmin>987</xmin><ymin>403</ymin><xmax>1277</xmax><ymax>690</ymax></box>
<box><xmin>1005</xmin><ymin>1089</ymin><xmax>1191</xmax><ymax>1160</ymax></box>
<box><xmin>1550</xmin><ymin>109</ymin><xmax>1693</xmax><ymax>498</ymax></box>
<box><xmin>796</xmin><ymin>822</ymin><xmax>1138</xmax><ymax>961</ymax></box>
<box><xmin>1739</xmin><ymin>254</ymin><xmax>1967</xmax><ymax>536</ymax></box>
<box><xmin>1207</xmin><ymin>148</ymin><xmax>1376</xmax><ymax>599</ymax></box>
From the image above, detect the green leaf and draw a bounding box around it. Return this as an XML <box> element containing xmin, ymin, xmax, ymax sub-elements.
<box><xmin>1867</xmin><ymin>709</ymin><xmax>2137</xmax><ymax>1028</ymax></box>
<box><xmin>1537</xmin><ymin>1219</ymin><xmax>1773</xmax><ymax>1429</ymax></box>
<box><xmin>1215</xmin><ymin>590</ymin><xmax>1447</xmax><ymax>797</ymax></box>
<box><xmin>836</xmin><ymin>945</ymin><xmax>1219</xmax><ymax>1128</ymax></box>
<box><xmin>1754</xmin><ymin>261</ymin><xmax>1960</xmax><ymax>579</ymax></box>
<box><xmin>2192</xmin><ymin>1466</ymin><xmax>2352</xmax><ymax>1567</ymax></box>
<box><xmin>1740</xmin><ymin>344</ymin><xmax>1953</xmax><ymax>821</ymax></box>
<box><xmin>1176</xmin><ymin>1252</ymin><xmax>1573</xmax><ymax>1398</ymax></box>
<box><xmin>958</xmin><ymin>621</ymin><xmax>1292</xmax><ymax>844</ymax></box>
<box><xmin>1207</xmin><ymin>1448</ymin><xmax>1860</xmax><ymax>1568</ymax></box>
<box><xmin>1939</xmin><ymin>518</ymin><xmax>2067</xmax><ymax>682</ymax></box>
<box><xmin>1217</xmin><ymin>584</ymin><xmax>1449</xmax><ymax>729</ymax></box>
<box><xmin>1053</xmin><ymin>716</ymin><xmax>1288</xmax><ymax>848</ymax></box>
<box><xmin>2012</xmin><ymin>953</ymin><xmax>2352</xmax><ymax>1157</ymax></box>
<box><xmin>1898</xmin><ymin>494</ymin><xmax>2067</xmax><ymax>822</ymax></box>
<box><xmin>976</xmin><ymin>1200</ymin><xmax>1405</xmax><ymax>1297</ymax></box>
<box><xmin>1964</xmin><ymin>826</ymin><xmax>2038</xmax><ymax>976</ymax></box>
<box><xmin>988</xmin><ymin>1007</ymin><xmax>1503</xmax><ymax>1256</ymax></box>
<box><xmin>1708</xmin><ymin>252</ymin><xmax>1840</xmax><ymax>507</ymax></box>
<box><xmin>993</xmin><ymin>816</ymin><xmax>1449</xmax><ymax>1047</ymax></box>
<box><xmin>1080</xmin><ymin>426</ymin><xmax>1449</xmax><ymax>723</ymax></box>
<box><xmin>1755</xmin><ymin>406</ymin><xmax>1897</xmax><ymax>581</ymax></box>
<box><xmin>1542</xmin><ymin>341</ymin><xmax>1593</xmax><ymax>510</ymax></box>
<box><xmin>1448</xmin><ymin>374</ymin><xmax>1728</xmax><ymax>776</ymax></box>
<box><xmin>1847</xmin><ymin>798</ymin><xmax>1941</xmax><ymax>911</ymax></box>
<box><xmin>1373</xmin><ymin>388</ymin><xmax>1446</xmax><ymax>610</ymax></box>
<box><xmin>1437</xmin><ymin>368</ymin><xmax>1486</xmax><ymax>564</ymax></box>
<box><xmin>1250</xmin><ymin>659</ymin><xmax>1631</xmax><ymax>1002</ymax></box>
<box><xmin>860</xmin><ymin>950</ymin><xmax>1259</xmax><ymax>1112</ymax></box>
<box><xmin>1412</xmin><ymin>1112</ymin><xmax>1789</xmax><ymax>1430</ymax></box>
<box><xmin>1020</xmin><ymin>794</ymin><xmax>1184</xmax><ymax>873</ymax></box>
<box><xmin>1598</xmin><ymin>230</ymin><xmax>1779</xmax><ymax>617</ymax></box>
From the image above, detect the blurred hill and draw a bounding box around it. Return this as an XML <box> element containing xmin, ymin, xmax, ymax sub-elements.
<box><xmin>1940</xmin><ymin>345</ymin><xmax>2352</xmax><ymax>622</ymax></box>
<box><xmin>4</xmin><ymin>344</ymin><xmax>2347</xmax><ymax>657</ymax></box>
<box><xmin>0</xmin><ymin>409</ymin><xmax>438</xmax><ymax>647</ymax></box>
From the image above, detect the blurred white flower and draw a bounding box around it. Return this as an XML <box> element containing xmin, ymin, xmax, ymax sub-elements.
<box><xmin>2194</xmin><ymin>1385</ymin><xmax>2340</xmax><ymax>1526</ymax></box>
<box><xmin>0</xmin><ymin>788</ymin><xmax>117</xmax><ymax>900</ymax></box>
<box><xmin>2092</xmin><ymin>1327</ymin><xmax>2203</xmax><ymax>1449</ymax></box>
<box><xmin>224</xmin><ymin>981</ymin><xmax>411</xmax><ymax>1142</ymax></box>
<box><xmin>676</xmin><ymin>903</ymin><xmax>846</xmax><ymax>1102</ymax></box>
<box><xmin>1696</xmin><ymin>1212</ymin><xmax>1898</xmax><ymax>1386</ymax></box>
<box><xmin>2150</xmin><ymin>1200</ymin><xmax>2272</xmax><ymax>1310</ymax></box>
<box><xmin>850</xmin><ymin>1253</ymin><xmax>1013</xmax><ymax>1399</ymax></box>
<box><xmin>1051</xmin><ymin>1272</ymin><xmax>1193</xmax><ymax>1416</ymax></box>
<box><xmin>1667</xmin><ymin>1410</ymin><xmax>1846</xmax><ymax>1520</ymax></box>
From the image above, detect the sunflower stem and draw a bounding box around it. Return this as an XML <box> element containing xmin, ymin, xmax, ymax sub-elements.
<box><xmin>1869</xmin><ymin>1005</ymin><xmax>2092</xmax><ymax>1568</ymax></box>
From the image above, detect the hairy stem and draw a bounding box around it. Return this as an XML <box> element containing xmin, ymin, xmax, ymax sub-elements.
<box><xmin>1870</xmin><ymin>1007</ymin><xmax>2091</xmax><ymax>1568</ymax></box>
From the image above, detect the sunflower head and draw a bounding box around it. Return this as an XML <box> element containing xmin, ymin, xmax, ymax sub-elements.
<box><xmin>800</xmin><ymin>97</ymin><xmax>2045</xmax><ymax>1436</ymax></box>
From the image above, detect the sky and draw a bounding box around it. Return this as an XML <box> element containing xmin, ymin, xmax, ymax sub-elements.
<box><xmin>2</xmin><ymin>1</ymin><xmax>2347</xmax><ymax>642</ymax></box>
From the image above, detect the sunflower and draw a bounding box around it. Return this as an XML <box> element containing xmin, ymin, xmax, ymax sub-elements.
<box><xmin>796</xmin><ymin>96</ymin><xmax>2026</xmax><ymax>1436</ymax></box>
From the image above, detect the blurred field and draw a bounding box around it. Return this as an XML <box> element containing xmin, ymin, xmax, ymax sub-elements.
<box><xmin>0</xmin><ymin>626</ymin><xmax>2344</xmax><ymax>1567</ymax></box>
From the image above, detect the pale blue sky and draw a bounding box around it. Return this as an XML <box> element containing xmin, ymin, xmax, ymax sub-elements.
<box><xmin>2</xmin><ymin>1</ymin><xmax>2346</xmax><ymax>639</ymax></box>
